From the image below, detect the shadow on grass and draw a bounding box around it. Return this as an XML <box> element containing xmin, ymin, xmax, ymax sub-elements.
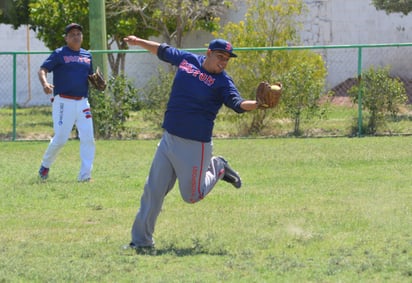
<box><xmin>121</xmin><ymin>243</ymin><xmax>228</xmax><ymax>257</ymax></box>
<box><xmin>153</xmin><ymin>246</ymin><xmax>228</xmax><ymax>257</ymax></box>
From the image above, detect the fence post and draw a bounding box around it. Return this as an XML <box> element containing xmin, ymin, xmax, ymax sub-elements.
<box><xmin>357</xmin><ymin>47</ymin><xmax>363</xmax><ymax>137</ymax></box>
<box><xmin>89</xmin><ymin>0</ymin><xmax>108</xmax><ymax>77</ymax></box>
<box><xmin>12</xmin><ymin>53</ymin><xmax>17</xmax><ymax>141</ymax></box>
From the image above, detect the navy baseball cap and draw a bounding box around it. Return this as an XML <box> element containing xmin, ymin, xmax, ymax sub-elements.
<box><xmin>64</xmin><ymin>23</ymin><xmax>82</xmax><ymax>34</ymax></box>
<box><xmin>208</xmin><ymin>39</ymin><xmax>237</xmax><ymax>57</ymax></box>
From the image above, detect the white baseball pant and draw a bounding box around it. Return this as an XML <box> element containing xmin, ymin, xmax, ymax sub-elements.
<box><xmin>41</xmin><ymin>95</ymin><xmax>95</xmax><ymax>181</ymax></box>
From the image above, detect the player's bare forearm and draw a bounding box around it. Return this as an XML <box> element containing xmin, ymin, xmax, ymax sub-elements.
<box><xmin>38</xmin><ymin>68</ymin><xmax>54</xmax><ymax>95</ymax></box>
<box><xmin>123</xmin><ymin>36</ymin><xmax>160</xmax><ymax>55</ymax></box>
<box><xmin>240</xmin><ymin>100</ymin><xmax>259</xmax><ymax>111</ymax></box>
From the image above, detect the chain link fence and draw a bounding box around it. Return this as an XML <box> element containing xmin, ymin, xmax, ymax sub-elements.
<box><xmin>1</xmin><ymin>43</ymin><xmax>412</xmax><ymax>140</ymax></box>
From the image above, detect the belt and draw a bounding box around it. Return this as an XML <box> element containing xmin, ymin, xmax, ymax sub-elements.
<box><xmin>58</xmin><ymin>94</ymin><xmax>84</xmax><ymax>100</ymax></box>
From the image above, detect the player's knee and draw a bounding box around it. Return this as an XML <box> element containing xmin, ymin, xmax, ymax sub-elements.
<box><xmin>80</xmin><ymin>135</ymin><xmax>95</xmax><ymax>144</ymax></box>
<box><xmin>181</xmin><ymin>194</ymin><xmax>203</xmax><ymax>204</ymax></box>
<box><xmin>51</xmin><ymin>138</ymin><xmax>68</xmax><ymax>148</ymax></box>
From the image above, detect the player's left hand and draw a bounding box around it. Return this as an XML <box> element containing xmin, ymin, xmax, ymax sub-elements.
<box><xmin>256</xmin><ymin>81</ymin><xmax>282</xmax><ymax>109</ymax></box>
<box><xmin>42</xmin><ymin>83</ymin><xmax>54</xmax><ymax>95</ymax></box>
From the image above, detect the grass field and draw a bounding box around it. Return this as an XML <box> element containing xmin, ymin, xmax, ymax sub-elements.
<box><xmin>2</xmin><ymin>104</ymin><xmax>412</xmax><ymax>140</ymax></box>
<box><xmin>0</xmin><ymin>137</ymin><xmax>410</xmax><ymax>282</ymax></box>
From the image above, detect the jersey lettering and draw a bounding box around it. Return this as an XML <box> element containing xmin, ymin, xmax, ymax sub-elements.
<box><xmin>179</xmin><ymin>60</ymin><xmax>215</xmax><ymax>87</ymax></box>
<box><xmin>63</xmin><ymin>55</ymin><xmax>91</xmax><ymax>64</ymax></box>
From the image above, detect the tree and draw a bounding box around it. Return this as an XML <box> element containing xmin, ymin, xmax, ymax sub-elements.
<box><xmin>371</xmin><ymin>0</ymin><xmax>412</xmax><ymax>15</ymax></box>
<box><xmin>29</xmin><ymin>1</ymin><xmax>90</xmax><ymax>49</ymax></box>
<box><xmin>29</xmin><ymin>0</ymin><xmax>150</xmax><ymax>76</ymax></box>
<box><xmin>107</xmin><ymin>0</ymin><xmax>229</xmax><ymax>75</ymax></box>
<box><xmin>108</xmin><ymin>0</ymin><xmax>234</xmax><ymax>48</ymax></box>
<box><xmin>3</xmin><ymin>0</ymin><xmax>234</xmax><ymax>75</ymax></box>
<box><xmin>0</xmin><ymin>0</ymin><xmax>30</xmax><ymax>28</ymax></box>
<box><xmin>1</xmin><ymin>0</ymin><xmax>152</xmax><ymax>76</ymax></box>
<box><xmin>217</xmin><ymin>0</ymin><xmax>328</xmax><ymax>136</ymax></box>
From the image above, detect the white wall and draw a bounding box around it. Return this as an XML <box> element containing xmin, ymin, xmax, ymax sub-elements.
<box><xmin>0</xmin><ymin>24</ymin><xmax>50</xmax><ymax>106</ymax></box>
<box><xmin>301</xmin><ymin>0</ymin><xmax>412</xmax><ymax>87</ymax></box>
<box><xmin>2</xmin><ymin>0</ymin><xmax>412</xmax><ymax>106</ymax></box>
<box><xmin>302</xmin><ymin>0</ymin><xmax>412</xmax><ymax>45</ymax></box>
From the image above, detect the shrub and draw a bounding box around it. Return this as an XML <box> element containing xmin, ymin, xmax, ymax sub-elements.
<box><xmin>279</xmin><ymin>52</ymin><xmax>330</xmax><ymax>136</ymax></box>
<box><xmin>216</xmin><ymin>0</ymin><xmax>329</xmax><ymax>136</ymax></box>
<box><xmin>139</xmin><ymin>68</ymin><xmax>175</xmax><ymax>129</ymax></box>
<box><xmin>89</xmin><ymin>75</ymin><xmax>141</xmax><ymax>139</ymax></box>
<box><xmin>348</xmin><ymin>66</ymin><xmax>407</xmax><ymax>135</ymax></box>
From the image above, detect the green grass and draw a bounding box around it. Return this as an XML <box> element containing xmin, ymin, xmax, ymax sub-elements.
<box><xmin>0</xmin><ymin>107</ymin><xmax>53</xmax><ymax>140</ymax></box>
<box><xmin>0</xmin><ymin>137</ymin><xmax>411</xmax><ymax>282</ymax></box>
<box><xmin>2</xmin><ymin>104</ymin><xmax>412</xmax><ymax>140</ymax></box>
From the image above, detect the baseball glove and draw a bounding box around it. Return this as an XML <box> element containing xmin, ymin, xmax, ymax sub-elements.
<box><xmin>255</xmin><ymin>81</ymin><xmax>282</xmax><ymax>109</ymax></box>
<box><xmin>88</xmin><ymin>67</ymin><xmax>107</xmax><ymax>91</ymax></box>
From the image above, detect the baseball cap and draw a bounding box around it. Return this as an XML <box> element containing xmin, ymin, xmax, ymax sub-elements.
<box><xmin>64</xmin><ymin>23</ymin><xmax>82</xmax><ymax>35</ymax></box>
<box><xmin>208</xmin><ymin>39</ymin><xmax>237</xmax><ymax>57</ymax></box>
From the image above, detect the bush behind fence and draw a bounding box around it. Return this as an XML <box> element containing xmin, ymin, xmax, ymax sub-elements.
<box><xmin>1</xmin><ymin>43</ymin><xmax>412</xmax><ymax>140</ymax></box>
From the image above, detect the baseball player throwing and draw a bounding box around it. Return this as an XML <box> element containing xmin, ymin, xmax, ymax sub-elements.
<box><xmin>37</xmin><ymin>23</ymin><xmax>95</xmax><ymax>182</ymax></box>
<box><xmin>123</xmin><ymin>36</ymin><xmax>261</xmax><ymax>254</ymax></box>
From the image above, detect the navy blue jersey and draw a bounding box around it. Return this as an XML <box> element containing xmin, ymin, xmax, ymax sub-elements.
<box><xmin>41</xmin><ymin>46</ymin><xmax>93</xmax><ymax>97</ymax></box>
<box><xmin>157</xmin><ymin>44</ymin><xmax>245</xmax><ymax>142</ymax></box>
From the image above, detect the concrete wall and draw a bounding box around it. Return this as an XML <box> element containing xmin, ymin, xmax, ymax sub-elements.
<box><xmin>302</xmin><ymin>0</ymin><xmax>412</xmax><ymax>45</ymax></box>
<box><xmin>0</xmin><ymin>24</ymin><xmax>50</xmax><ymax>106</ymax></box>
<box><xmin>301</xmin><ymin>0</ymin><xmax>412</xmax><ymax>88</ymax></box>
<box><xmin>2</xmin><ymin>0</ymin><xmax>412</xmax><ymax>106</ymax></box>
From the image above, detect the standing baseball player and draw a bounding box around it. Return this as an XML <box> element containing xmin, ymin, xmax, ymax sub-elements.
<box><xmin>37</xmin><ymin>23</ymin><xmax>95</xmax><ymax>182</ymax></box>
<box><xmin>123</xmin><ymin>36</ymin><xmax>261</xmax><ymax>254</ymax></box>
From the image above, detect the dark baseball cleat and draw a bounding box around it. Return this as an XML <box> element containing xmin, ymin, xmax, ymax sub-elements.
<box><xmin>217</xmin><ymin>156</ymin><xmax>242</xmax><ymax>189</ymax></box>
<box><xmin>38</xmin><ymin>165</ymin><xmax>49</xmax><ymax>180</ymax></box>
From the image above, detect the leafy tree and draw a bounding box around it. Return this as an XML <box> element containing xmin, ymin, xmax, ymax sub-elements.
<box><xmin>28</xmin><ymin>0</ymin><xmax>151</xmax><ymax>76</ymax></box>
<box><xmin>29</xmin><ymin>1</ymin><xmax>90</xmax><ymax>49</ymax></box>
<box><xmin>371</xmin><ymin>0</ymin><xmax>412</xmax><ymax>15</ymax></box>
<box><xmin>110</xmin><ymin>0</ymin><xmax>235</xmax><ymax>48</ymax></box>
<box><xmin>0</xmin><ymin>0</ymin><xmax>30</xmax><ymax>28</ymax></box>
<box><xmin>25</xmin><ymin>0</ymin><xmax>234</xmax><ymax>75</ymax></box>
<box><xmin>348</xmin><ymin>66</ymin><xmax>407</xmax><ymax>135</ymax></box>
<box><xmin>2</xmin><ymin>0</ymin><xmax>151</xmax><ymax>75</ymax></box>
<box><xmin>217</xmin><ymin>0</ymin><xmax>328</xmax><ymax>136</ymax></box>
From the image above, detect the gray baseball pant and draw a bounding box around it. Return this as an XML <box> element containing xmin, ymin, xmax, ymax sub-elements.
<box><xmin>131</xmin><ymin>131</ymin><xmax>225</xmax><ymax>247</ymax></box>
